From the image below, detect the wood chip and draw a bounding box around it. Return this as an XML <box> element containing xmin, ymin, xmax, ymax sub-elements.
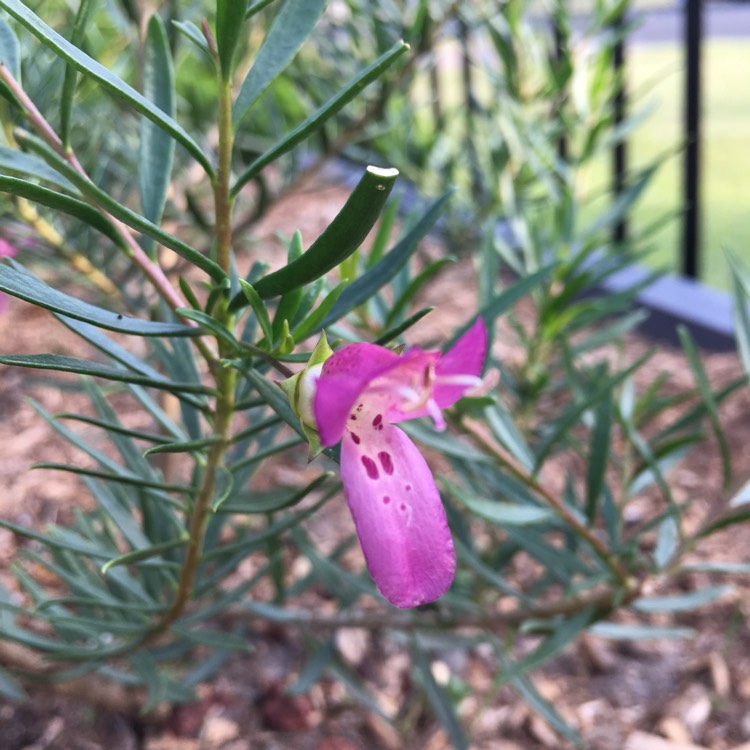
<box><xmin>709</xmin><ymin>650</ymin><xmax>731</xmax><ymax>697</ymax></box>
<box><xmin>624</xmin><ymin>732</ymin><xmax>709</xmax><ymax>750</ymax></box>
<box><xmin>659</xmin><ymin>717</ymin><xmax>692</xmax><ymax>745</ymax></box>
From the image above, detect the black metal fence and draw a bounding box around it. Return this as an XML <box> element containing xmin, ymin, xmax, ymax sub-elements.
<box><xmin>609</xmin><ymin>0</ymin><xmax>705</xmax><ymax>279</ymax></box>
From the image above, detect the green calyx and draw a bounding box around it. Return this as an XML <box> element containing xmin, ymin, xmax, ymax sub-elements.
<box><xmin>278</xmin><ymin>331</ymin><xmax>333</xmax><ymax>460</ymax></box>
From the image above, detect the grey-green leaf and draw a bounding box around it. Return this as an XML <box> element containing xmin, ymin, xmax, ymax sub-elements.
<box><xmin>0</xmin><ymin>176</ymin><xmax>119</xmax><ymax>245</ymax></box>
<box><xmin>0</xmin><ymin>353</ymin><xmax>214</xmax><ymax>394</ymax></box>
<box><xmin>233</xmin><ymin>0</ymin><xmax>327</xmax><ymax>126</ymax></box>
<box><xmin>0</xmin><ymin>17</ymin><xmax>20</xmax><ymax>81</ymax></box>
<box><xmin>60</xmin><ymin>0</ymin><xmax>93</xmax><ymax>147</ymax></box>
<box><xmin>589</xmin><ymin>622</ymin><xmax>695</xmax><ymax>640</ymax></box>
<box><xmin>0</xmin><ymin>264</ymin><xmax>196</xmax><ymax>337</ymax></box>
<box><xmin>0</xmin><ymin>0</ymin><xmax>213</xmax><ymax>176</ymax></box>
<box><xmin>633</xmin><ymin>585</ymin><xmax>733</xmax><ymax>613</ymax></box>
<box><xmin>239</xmin><ymin>166</ymin><xmax>398</xmax><ymax>302</ymax></box>
<box><xmin>0</xmin><ymin>147</ymin><xmax>77</xmax><ymax>192</ymax></box>
<box><xmin>216</xmin><ymin>0</ymin><xmax>248</xmax><ymax>77</ymax></box>
<box><xmin>140</xmin><ymin>14</ymin><xmax>176</xmax><ymax>226</ymax></box>
<box><xmin>232</xmin><ymin>41</ymin><xmax>408</xmax><ymax>195</ymax></box>
<box><xmin>320</xmin><ymin>192</ymin><xmax>451</xmax><ymax>328</ymax></box>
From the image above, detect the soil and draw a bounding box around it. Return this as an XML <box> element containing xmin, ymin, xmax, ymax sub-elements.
<box><xmin>1</xmin><ymin>179</ymin><xmax>750</xmax><ymax>750</ymax></box>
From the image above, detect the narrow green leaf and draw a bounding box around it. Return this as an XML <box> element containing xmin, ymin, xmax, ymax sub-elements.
<box><xmin>290</xmin><ymin>282</ymin><xmax>345</xmax><ymax>342</ymax></box>
<box><xmin>589</xmin><ymin>622</ymin><xmax>694</xmax><ymax>640</ymax></box>
<box><xmin>228</xmin><ymin>436</ymin><xmax>303</xmax><ymax>474</ymax></box>
<box><xmin>682</xmin><ymin>562</ymin><xmax>750</xmax><ymax>574</ymax></box>
<box><xmin>0</xmin><ymin>666</ymin><xmax>26</xmax><ymax>701</ymax></box>
<box><xmin>236</xmin><ymin>166</ymin><xmax>399</xmax><ymax>303</ymax></box>
<box><xmin>321</xmin><ymin>193</ymin><xmax>450</xmax><ymax>328</ymax></box>
<box><xmin>272</xmin><ymin>232</ymin><xmax>305</xmax><ymax>341</ymax></box>
<box><xmin>170</xmin><ymin>625</ymin><xmax>251</xmax><ymax>652</ymax></box>
<box><xmin>653</xmin><ymin>517</ymin><xmax>679</xmax><ymax>569</ymax></box>
<box><xmin>678</xmin><ymin>325</ymin><xmax>732</xmax><ymax>491</ymax></box>
<box><xmin>232</xmin><ymin>41</ymin><xmax>409</xmax><ymax>194</ymax></box>
<box><xmin>366</xmin><ymin>196</ymin><xmax>398</xmax><ymax>268</ymax></box>
<box><xmin>505</xmin><ymin>666</ymin><xmax>584</xmax><ymax>747</ymax></box>
<box><xmin>56</xmin><ymin>316</ymin><xmax>207</xmax><ymax>411</ymax></box>
<box><xmin>140</xmin><ymin>14</ymin><xmax>176</xmax><ymax>226</ymax></box>
<box><xmin>233</xmin><ymin>0</ymin><xmax>325</xmax><ymax>120</ymax></box>
<box><xmin>628</xmin><ymin>436</ymin><xmax>696</xmax><ymax>496</ymax></box>
<box><xmin>216</xmin><ymin>0</ymin><xmax>249</xmax><ymax>78</ymax></box>
<box><xmin>413</xmin><ymin>643</ymin><xmax>468</xmax><ymax>750</ymax></box>
<box><xmin>14</xmin><ymin>132</ymin><xmax>225</xmax><ymax>282</ymax></box>
<box><xmin>498</xmin><ymin>609</ymin><xmax>594</xmax><ymax>686</ymax></box>
<box><xmin>445</xmin><ymin>478</ymin><xmax>553</xmax><ymax>526</ymax></box>
<box><xmin>373</xmin><ymin>307</ymin><xmax>434</xmax><ymax>346</ymax></box>
<box><xmin>476</xmin><ymin>264</ymin><xmax>555</xmax><ymax>331</ymax></box>
<box><xmin>696</xmin><ymin>508</ymin><xmax>750</xmax><ymax>539</ymax></box>
<box><xmin>385</xmin><ymin>258</ymin><xmax>454</xmax><ymax>327</ymax></box>
<box><xmin>217</xmin><ymin>472</ymin><xmax>332</xmax><ymax>514</ymax></box>
<box><xmin>288</xmin><ymin>638</ymin><xmax>336</xmax><ymax>695</ymax></box>
<box><xmin>534</xmin><ymin>350</ymin><xmax>652</xmax><ymax>470</ymax></box>
<box><xmin>633</xmin><ymin>585</ymin><xmax>733</xmax><ymax>613</ymax></box>
<box><xmin>237</xmin><ymin>280</ymin><xmax>274</xmax><ymax>342</ymax></box>
<box><xmin>212</xmin><ymin>466</ymin><xmax>234</xmax><ymax>511</ymax></box>
<box><xmin>0</xmin><ymin>518</ymin><xmax>113</xmax><ymax>559</ymax></box>
<box><xmin>172</xmin><ymin>20</ymin><xmax>210</xmax><ymax>57</ymax></box>
<box><xmin>144</xmin><ymin>436</ymin><xmax>220</xmax><ymax>456</ymax></box>
<box><xmin>240</xmin><ymin>371</ymin><xmax>324</xmax><ymax>460</ymax></box>
<box><xmin>0</xmin><ymin>148</ymin><xmax>77</xmax><ymax>192</ymax></box>
<box><xmin>403</xmin><ymin>421</ymin><xmax>492</xmax><ymax>465</ymax></box>
<box><xmin>0</xmin><ymin>16</ymin><xmax>20</xmax><ymax>80</ymax></box>
<box><xmin>0</xmin><ymin>353</ymin><xmax>214</xmax><ymax>394</ymax></box>
<box><xmin>0</xmin><ymin>176</ymin><xmax>119</xmax><ymax>244</ymax></box>
<box><xmin>176</xmin><ymin>308</ymin><xmax>240</xmax><ymax>351</ymax></box>
<box><xmin>246</xmin><ymin>0</ymin><xmax>278</xmax><ymax>18</ymax></box>
<box><xmin>33</xmin><ymin>463</ymin><xmax>193</xmax><ymax>495</ymax></box>
<box><xmin>60</xmin><ymin>0</ymin><xmax>93</xmax><ymax>147</ymax></box>
<box><xmin>101</xmin><ymin>537</ymin><xmax>189</xmax><ymax>575</ymax></box>
<box><xmin>201</xmin><ymin>492</ymin><xmax>334</xmax><ymax>563</ymax></box>
<box><xmin>585</xmin><ymin>387</ymin><xmax>613</xmax><ymax>522</ymax></box>
<box><xmin>0</xmin><ymin>0</ymin><xmax>214</xmax><ymax>176</ymax></box>
<box><xmin>56</xmin><ymin>413</ymin><xmax>173</xmax><ymax>445</ymax></box>
<box><xmin>0</xmin><ymin>264</ymin><xmax>194</xmax><ymax>336</ymax></box>
<box><xmin>729</xmin><ymin>253</ymin><xmax>750</xmax><ymax>376</ymax></box>
<box><xmin>484</xmin><ymin>402</ymin><xmax>535</xmax><ymax>472</ymax></box>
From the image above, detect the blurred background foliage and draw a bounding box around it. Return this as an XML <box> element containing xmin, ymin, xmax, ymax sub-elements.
<box><xmin>0</xmin><ymin>0</ymin><xmax>749</xmax><ymax>747</ymax></box>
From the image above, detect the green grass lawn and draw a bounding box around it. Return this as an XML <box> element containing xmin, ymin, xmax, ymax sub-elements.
<box><xmin>609</xmin><ymin>39</ymin><xmax>750</xmax><ymax>289</ymax></box>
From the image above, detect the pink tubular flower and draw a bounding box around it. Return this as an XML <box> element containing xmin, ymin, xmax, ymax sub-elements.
<box><xmin>313</xmin><ymin>319</ymin><xmax>487</xmax><ymax>608</ymax></box>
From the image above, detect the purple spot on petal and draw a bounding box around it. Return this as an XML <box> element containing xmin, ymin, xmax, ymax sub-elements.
<box><xmin>383</xmin><ymin>495</ymin><xmax>391</xmax><ymax>504</ymax></box>
<box><xmin>400</xmin><ymin>503</ymin><xmax>407</xmax><ymax>511</ymax></box>
<box><xmin>405</xmin><ymin>484</ymin><xmax>412</xmax><ymax>492</ymax></box>
<box><xmin>378</xmin><ymin>451</ymin><xmax>394</xmax><ymax>475</ymax></box>
<box><xmin>350</xmin><ymin>414</ymin><xmax>357</xmax><ymax>421</ymax></box>
<box><xmin>372</xmin><ymin>413</ymin><xmax>383</xmax><ymax>428</ymax></box>
<box><xmin>361</xmin><ymin>455</ymin><xmax>379</xmax><ymax>480</ymax></box>
<box><xmin>350</xmin><ymin>432</ymin><xmax>361</xmax><ymax>445</ymax></box>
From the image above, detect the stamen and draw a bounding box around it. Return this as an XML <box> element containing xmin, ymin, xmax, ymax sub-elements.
<box><xmin>426</xmin><ymin>398</ymin><xmax>446</xmax><ymax>431</ymax></box>
<box><xmin>435</xmin><ymin>374</ymin><xmax>484</xmax><ymax>388</ymax></box>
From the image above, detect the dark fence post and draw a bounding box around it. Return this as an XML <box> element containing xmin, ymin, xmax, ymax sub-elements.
<box><xmin>612</xmin><ymin>4</ymin><xmax>628</xmax><ymax>247</ymax></box>
<box><xmin>553</xmin><ymin>18</ymin><xmax>568</xmax><ymax>162</ymax></box>
<box><xmin>683</xmin><ymin>0</ymin><xmax>703</xmax><ymax>279</ymax></box>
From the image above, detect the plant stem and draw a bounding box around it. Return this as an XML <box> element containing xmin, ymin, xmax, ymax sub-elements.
<box><xmin>459</xmin><ymin>416</ymin><xmax>631</xmax><ymax>586</ymax></box>
<box><xmin>214</xmin><ymin>78</ymin><xmax>234</xmax><ymax>274</ymax></box>
<box><xmin>154</xmin><ymin>73</ymin><xmax>238</xmax><ymax>630</ymax></box>
<box><xmin>227</xmin><ymin>578</ymin><xmax>644</xmax><ymax>633</ymax></box>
